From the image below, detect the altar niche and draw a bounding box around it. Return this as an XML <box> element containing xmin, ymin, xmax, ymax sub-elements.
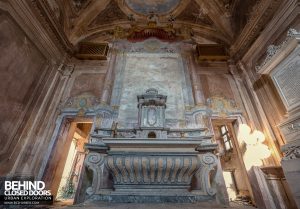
<box><xmin>136</xmin><ymin>88</ymin><xmax>168</xmax><ymax>138</ymax></box>
<box><xmin>84</xmin><ymin>89</ymin><xmax>223</xmax><ymax>204</ymax></box>
<box><xmin>147</xmin><ymin>132</ymin><xmax>156</xmax><ymax>138</ymax></box>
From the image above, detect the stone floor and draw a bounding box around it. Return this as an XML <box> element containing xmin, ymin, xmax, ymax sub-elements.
<box><xmin>46</xmin><ymin>201</ymin><xmax>257</xmax><ymax>209</ymax></box>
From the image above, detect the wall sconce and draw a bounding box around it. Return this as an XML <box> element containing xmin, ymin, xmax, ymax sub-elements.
<box><xmin>238</xmin><ymin>124</ymin><xmax>271</xmax><ymax>170</ymax></box>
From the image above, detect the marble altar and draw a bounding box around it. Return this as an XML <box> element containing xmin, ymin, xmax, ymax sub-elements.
<box><xmin>84</xmin><ymin>89</ymin><xmax>220</xmax><ymax>203</ymax></box>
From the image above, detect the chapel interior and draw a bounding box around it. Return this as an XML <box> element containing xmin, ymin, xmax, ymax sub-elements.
<box><xmin>0</xmin><ymin>0</ymin><xmax>300</xmax><ymax>209</ymax></box>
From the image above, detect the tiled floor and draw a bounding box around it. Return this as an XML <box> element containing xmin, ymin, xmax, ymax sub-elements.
<box><xmin>48</xmin><ymin>201</ymin><xmax>257</xmax><ymax>209</ymax></box>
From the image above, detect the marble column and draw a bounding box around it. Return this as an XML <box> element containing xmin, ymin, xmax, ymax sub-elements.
<box><xmin>188</xmin><ymin>54</ymin><xmax>205</xmax><ymax>106</ymax></box>
<box><xmin>100</xmin><ymin>49</ymin><xmax>117</xmax><ymax>104</ymax></box>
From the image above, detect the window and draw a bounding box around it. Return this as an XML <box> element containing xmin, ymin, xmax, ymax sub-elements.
<box><xmin>220</xmin><ymin>125</ymin><xmax>233</xmax><ymax>152</ymax></box>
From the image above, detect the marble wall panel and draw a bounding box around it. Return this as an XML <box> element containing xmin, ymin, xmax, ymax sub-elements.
<box><xmin>117</xmin><ymin>53</ymin><xmax>186</xmax><ymax>127</ymax></box>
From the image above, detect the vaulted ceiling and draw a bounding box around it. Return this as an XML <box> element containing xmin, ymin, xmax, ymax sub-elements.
<box><xmin>36</xmin><ymin>0</ymin><xmax>282</xmax><ymax>58</ymax></box>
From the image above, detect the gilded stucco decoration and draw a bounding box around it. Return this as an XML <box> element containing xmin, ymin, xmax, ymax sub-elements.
<box><xmin>113</xmin><ymin>17</ymin><xmax>193</xmax><ymax>42</ymax></box>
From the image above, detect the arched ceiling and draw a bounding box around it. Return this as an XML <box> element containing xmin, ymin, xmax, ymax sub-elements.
<box><xmin>38</xmin><ymin>0</ymin><xmax>282</xmax><ymax>58</ymax></box>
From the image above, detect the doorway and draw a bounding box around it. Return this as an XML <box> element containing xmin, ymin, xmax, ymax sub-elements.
<box><xmin>43</xmin><ymin>118</ymin><xmax>92</xmax><ymax>205</ymax></box>
<box><xmin>55</xmin><ymin>123</ymin><xmax>92</xmax><ymax>203</ymax></box>
<box><xmin>212</xmin><ymin>119</ymin><xmax>251</xmax><ymax>202</ymax></box>
<box><xmin>223</xmin><ymin>170</ymin><xmax>237</xmax><ymax>200</ymax></box>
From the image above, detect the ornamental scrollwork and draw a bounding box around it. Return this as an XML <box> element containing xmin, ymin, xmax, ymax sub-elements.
<box><xmin>256</xmin><ymin>28</ymin><xmax>300</xmax><ymax>72</ymax></box>
<box><xmin>199</xmin><ymin>153</ymin><xmax>218</xmax><ymax>196</ymax></box>
<box><xmin>84</xmin><ymin>153</ymin><xmax>106</xmax><ymax>195</ymax></box>
<box><xmin>282</xmin><ymin>146</ymin><xmax>300</xmax><ymax>161</ymax></box>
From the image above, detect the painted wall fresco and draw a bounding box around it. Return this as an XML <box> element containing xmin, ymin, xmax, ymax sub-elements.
<box><xmin>70</xmin><ymin>73</ymin><xmax>105</xmax><ymax>97</ymax></box>
<box><xmin>125</xmin><ymin>0</ymin><xmax>181</xmax><ymax>15</ymax></box>
<box><xmin>200</xmin><ymin>74</ymin><xmax>235</xmax><ymax>100</ymax></box>
<box><xmin>118</xmin><ymin>53</ymin><xmax>186</xmax><ymax>127</ymax></box>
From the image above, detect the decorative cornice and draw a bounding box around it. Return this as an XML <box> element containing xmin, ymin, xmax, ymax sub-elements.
<box><xmin>255</xmin><ymin>28</ymin><xmax>300</xmax><ymax>72</ymax></box>
<box><xmin>1</xmin><ymin>0</ymin><xmax>66</xmax><ymax>61</ymax></box>
<box><xmin>230</xmin><ymin>0</ymin><xmax>281</xmax><ymax>59</ymax></box>
<box><xmin>30</xmin><ymin>0</ymin><xmax>74</xmax><ymax>55</ymax></box>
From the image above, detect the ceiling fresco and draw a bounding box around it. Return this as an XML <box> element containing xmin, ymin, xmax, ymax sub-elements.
<box><xmin>176</xmin><ymin>0</ymin><xmax>213</xmax><ymax>26</ymax></box>
<box><xmin>35</xmin><ymin>0</ymin><xmax>282</xmax><ymax>57</ymax></box>
<box><xmin>124</xmin><ymin>0</ymin><xmax>181</xmax><ymax>15</ymax></box>
<box><xmin>89</xmin><ymin>0</ymin><xmax>128</xmax><ymax>27</ymax></box>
